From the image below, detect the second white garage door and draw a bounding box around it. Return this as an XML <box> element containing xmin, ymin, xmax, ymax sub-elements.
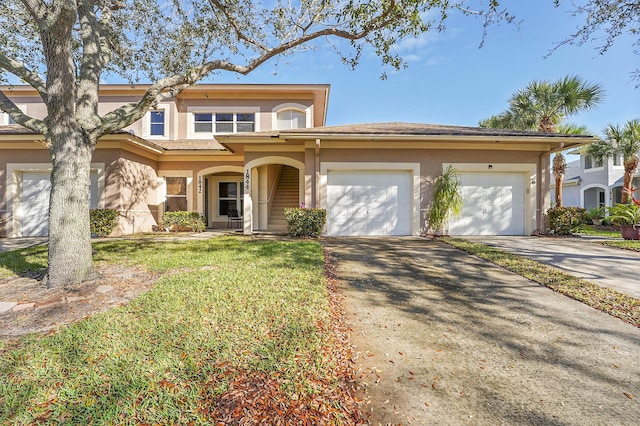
<box><xmin>326</xmin><ymin>170</ymin><xmax>411</xmax><ymax>236</ymax></box>
<box><xmin>448</xmin><ymin>172</ymin><xmax>526</xmax><ymax>236</ymax></box>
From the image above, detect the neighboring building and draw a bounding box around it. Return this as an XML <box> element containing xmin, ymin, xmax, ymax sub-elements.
<box><xmin>0</xmin><ymin>84</ymin><xmax>593</xmax><ymax>238</ymax></box>
<box><xmin>552</xmin><ymin>152</ymin><xmax>638</xmax><ymax>209</ymax></box>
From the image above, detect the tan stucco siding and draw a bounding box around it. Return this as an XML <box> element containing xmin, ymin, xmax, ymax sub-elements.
<box><xmin>93</xmin><ymin>149</ymin><xmax>160</xmax><ymax>235</ymax></box>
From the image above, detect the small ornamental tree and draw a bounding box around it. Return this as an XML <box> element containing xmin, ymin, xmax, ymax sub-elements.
<box><xmin>426</xmin><ymin>165</ymin><xmax>463</xmax><ymax>234</ymax></box>
<box><xmin>0</xmin><ymin>1</ymin><xmax>512</xmax><ymax>286</ymax></box>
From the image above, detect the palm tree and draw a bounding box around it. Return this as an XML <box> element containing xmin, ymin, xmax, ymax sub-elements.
<box><xmin>480</xmin><ymin>75</ymin><xmax>604</xmax><ymax>206</ymax></box>
<box><xmin>587</xmin><ymin>119</ymin><xmax>640</xmax><ymax>204</ymax></box>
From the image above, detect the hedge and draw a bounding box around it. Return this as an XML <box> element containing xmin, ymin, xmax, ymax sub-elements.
<box><xmin>284</xmin><ymin>208</ymin><xmax>326</xmax><ymax>237</ymax></box>
<box><xmin>547</xmin><ymin>206</ymin><xmax>588</xmax><ymax>235</ymax></box>
<box><xmin>90</xmin><ymin>208</ymin><xmax>119</xmax><ymax>237</ymax></box>
<box><xmin>161</xmin><ymin>211</ymin><xmax>206</xmax><ymax>232</ymax></box>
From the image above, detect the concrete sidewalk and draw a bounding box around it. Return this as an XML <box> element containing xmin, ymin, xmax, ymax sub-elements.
<box><xmin>0</xmin><ymin>238</ymin><xmax>48</xmax><ymax>253</ymax></box>
<box><xmin>467</xmin><ymin>236</ymin><xmax>640</xmax><ymax>298</ymax></box>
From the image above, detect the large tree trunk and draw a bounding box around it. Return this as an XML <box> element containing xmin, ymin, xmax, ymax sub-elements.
<box><xmin>45</xmin><ymin>127</ymin><xmax>99</xmax><ymax>287</ymax></box>
<box><xmin>39</xmin><ymin>8</ymin><xmax>100</xmax><ymax>287</ymax></box>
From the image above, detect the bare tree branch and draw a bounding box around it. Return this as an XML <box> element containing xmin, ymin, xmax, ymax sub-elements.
<box><xmin>0</xmin><ymin>89</ymin><xmax>48</xmax><ymax>134</ymax></box>
<box><xmin>19</xmin><ymin>0</ymin><xmax>47</xmax><ymax>23</ymax></box>
<box><xmin>0</xmin><ymin>53</ymin><xmax>47</xmax><ymax>100</ymax></box>
<box><xmin>209</xmin><ymin>0</ymin><xmax>270</xmax><ymax>52</ymax></box>
<box><xmin>98</xmin><ymin>2</ymin><xmax>401</xmax><ymax>136</ymax></box>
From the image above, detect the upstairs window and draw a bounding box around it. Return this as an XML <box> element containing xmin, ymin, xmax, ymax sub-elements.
<box><xmin>276</xmin><ymin>109</ymin><xmax>306</xmax><ymax>130</ymax></box>
<box><xmin>149</xmin><ymin>110</ymin><xmax>165</xmax><ymax>136</ymax></box>
<box><xmin>584</xmin><ymin>155</ymin><xmax>603</xmax><ymax>170</ymax></box>
<box><xmin>193</xmin><ymin>112</ymin><xmax>255</xmax><ymax>134</ymax></box>
<box><xmin>613</xmin><ymin>152</ymin><xmax>623</xmax><ymax>167</ymax></box>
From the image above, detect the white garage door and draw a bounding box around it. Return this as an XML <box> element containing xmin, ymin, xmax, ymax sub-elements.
<box><xmin>326</xmin><ymin>170</ymin><xmax>411</xmax><ymax>236</ymax></box>
<box><xmin>448</xmin><ymin>172</ymin><xmax>525</xmax><ymax>236</ymax></box>
<box><xmin>20</xmin><ymin>172</ymin><xmax>51</xmax><ymax>237</ymax></box>
<box><xmin>18</xmin><ymin>171</ymin><xmax>100</xmax><ymax>237</ymax></box>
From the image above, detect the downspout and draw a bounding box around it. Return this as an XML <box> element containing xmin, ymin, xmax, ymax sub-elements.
<box><xmin>315</xmin><ymin>138</ymin><xmax>320</xmax><ymax>208</ymax></box>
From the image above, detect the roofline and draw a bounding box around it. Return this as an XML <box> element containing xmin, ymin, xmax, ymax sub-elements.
<box><xmin>0</xmin><ymin>83</ymin><xmax>331</xmax><ymax>96</ymax></box>
<box><xmin>0</xmin><ymin>129</ymin><xmax>166</xmax><ymax>154</ymax></box>
<box><xmin>219</xmin><ymin>132</ymin><xmax>595</xmax><ymax>148</ymax></box>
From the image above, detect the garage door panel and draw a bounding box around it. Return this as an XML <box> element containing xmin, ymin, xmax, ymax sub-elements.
<box><xmin>20</xmin><ymin>172</ymin><xmax>51</xmax><ymax>237</ymax></box>
<box><xmin>326</xmin><ymin>170</ymin><xmax>411</xmax><ymax>236</ymax></box>
<box><xmin>449</xmin><ymin>172</ymin><xmax>525</xmax><ymax>236</ymax></box>
<box><xmin>18</xmin><ymin>170</ymin><xmax>101</xmax><ymax>237</ymax></box>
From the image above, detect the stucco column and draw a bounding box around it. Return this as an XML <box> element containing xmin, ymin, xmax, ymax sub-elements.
<box><xmin>243</xmin><ymin>167</ymin><xmax>253</xmax><ymax>235</ymax></box>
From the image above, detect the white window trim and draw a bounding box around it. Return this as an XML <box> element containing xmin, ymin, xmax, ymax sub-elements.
<box><xmin>6</xmin><ymin>162</ymin><xmax>105</xmax><ymax>238</ymax></box>
<box><xmin>186</xmin><ymin>106</ymin><xmax>260</xmax><ymax>139</ymax></box>
<box><xmin>142</xmin><ymin>104</ymin><xmax>171</xmax><ymax>139</ymax></box>
<box><xmin>271</xmin><ymin>103</ymin><xmax>313</xmax><ymax>130</ymax></box>
<box><xmin>584</xmin><ymin>155</ymin><xmax>604</xmax><ymax>172</ymax></box>
<box><xmin>0</xmin><ymin>105</ymin><xmax>27</xmax><ymax>125</ymax></box>
<box><xmin>612</xmin><ymin>153</ymin><xmax>624</xmax><ymax>169</ymax></box>
<box><xmin>210</xmin><ymin>176</ymin><xmax>244</xmax><ymax>220</ymax></box>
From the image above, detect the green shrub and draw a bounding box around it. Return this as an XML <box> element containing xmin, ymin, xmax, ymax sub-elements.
<box><xmin>284</xmin><ymin>208</ymin><xmax>326</xmax><ymax>237</ymax></box>
<box><xmin>90</xmin><ymin>208</ymin><xmax>119</xmax><ymax>237</ymax></box>
<box><xmin>607</xmin><ymin>202</ymin><xmax>640</xmax><ymax>226</ymax></box>
<box><xmin>547</xmin><ymin>206</ymin><xmax>588</xmax><ymax>235</ymax></box>
<box><xmin>161</xmin><ymin>211</ymin><xmax>206</xmax><ymax>232</ymax></box>
<box><xmin>587</xmin><ymin>206</ymin><xmax>605</xmax><ymax>221</ymax></box>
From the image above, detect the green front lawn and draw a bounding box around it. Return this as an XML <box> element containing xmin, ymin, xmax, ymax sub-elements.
<box><xmin>0</xmin><ymin>237</ymin><xmax>358</xmax><ymax>424</ymax></box>
<box><xmin>573</xmin><ymin>224</ymin><xmax>622</xmax><ymax>238</ymax></box>
<box><xmin>600</xmin><ymin>240</ymin><xmax>640</xmax><ymax>251</ymax></box>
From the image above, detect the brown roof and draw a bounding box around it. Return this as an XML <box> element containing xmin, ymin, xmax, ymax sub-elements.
<box><xmin>0</xmin><ymin>125</ymin><xmax>166</xmax><ymax>150</ymax></box>
<box><xmin>150</xmin><ymin>139</ymin><xmax>226</xmax><ymax>151</ymax></box>
<box><xmin>277</xmin><ymin>122</ymin><xmax>592</xmax><ymax>138</ymax></box>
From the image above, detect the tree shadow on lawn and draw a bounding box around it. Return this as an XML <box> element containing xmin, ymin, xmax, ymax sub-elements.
<box><xmin>0</xmin><ymin>245</ymin><xmax>48</xmax><ymax>279</ymax></box>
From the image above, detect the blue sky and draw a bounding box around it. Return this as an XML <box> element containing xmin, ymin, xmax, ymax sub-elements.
<box><xmin>208</xmin><ymin>1</ymin><xmax>639</xmax><ymax>138</ymax></box>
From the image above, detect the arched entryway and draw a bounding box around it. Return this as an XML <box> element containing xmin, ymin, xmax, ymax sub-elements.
<box><xmin>243</xmin><ymin>157</ymin><xmax>305</xmax><ymax>234</ymax></box>
<box><xmin>197</xmin><ymin>166</ymin><xmax>244</xmax><ymax>229</ymax></box>
<box><xmin>582</xmin><ymin>185</ymin><xmax>607</xmax><ymax>209</ymax></box>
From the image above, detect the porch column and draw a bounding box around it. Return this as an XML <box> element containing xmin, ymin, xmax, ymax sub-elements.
<box><xmin>243</xmin><ymin>167</ymin><xmax>253</xmax><ymax>235</ymax></box>
<box><xmin>258</xmin><ymin>165</ymin><xmax>269</xmax><ymax>230</ymax></box>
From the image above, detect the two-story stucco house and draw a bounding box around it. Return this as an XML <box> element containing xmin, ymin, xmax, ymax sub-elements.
<box><xmin>0</xmin><ymin>84</ymin><xmax>594</xmax><ymax>238</ymax></box>
<box><xmin>552</xmin><ymin>152</ymin><xmax>637</xmax><ymax>209</ymax></box>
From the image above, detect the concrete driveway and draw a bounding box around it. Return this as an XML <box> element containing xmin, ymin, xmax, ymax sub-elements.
<box><xmin>469</xmin><ymin>236</ymin><xmax>640</xmax><ymax>298</ymax></box>
<box><xmin>324</xmin><ymin>237</ymin><xmax>640</xmax><ymax>425</ymax></box>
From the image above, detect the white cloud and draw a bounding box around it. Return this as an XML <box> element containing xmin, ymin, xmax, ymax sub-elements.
<box><xmin>394</xmin><ymin>32</ymin><xmax>441</xmax><ymax>53</ymax></box>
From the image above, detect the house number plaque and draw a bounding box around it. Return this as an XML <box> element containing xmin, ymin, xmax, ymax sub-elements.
<box><xmin>245</xmin><ymin>169</ymin><xmax>250</xmax><ymax>191</ymax></box>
